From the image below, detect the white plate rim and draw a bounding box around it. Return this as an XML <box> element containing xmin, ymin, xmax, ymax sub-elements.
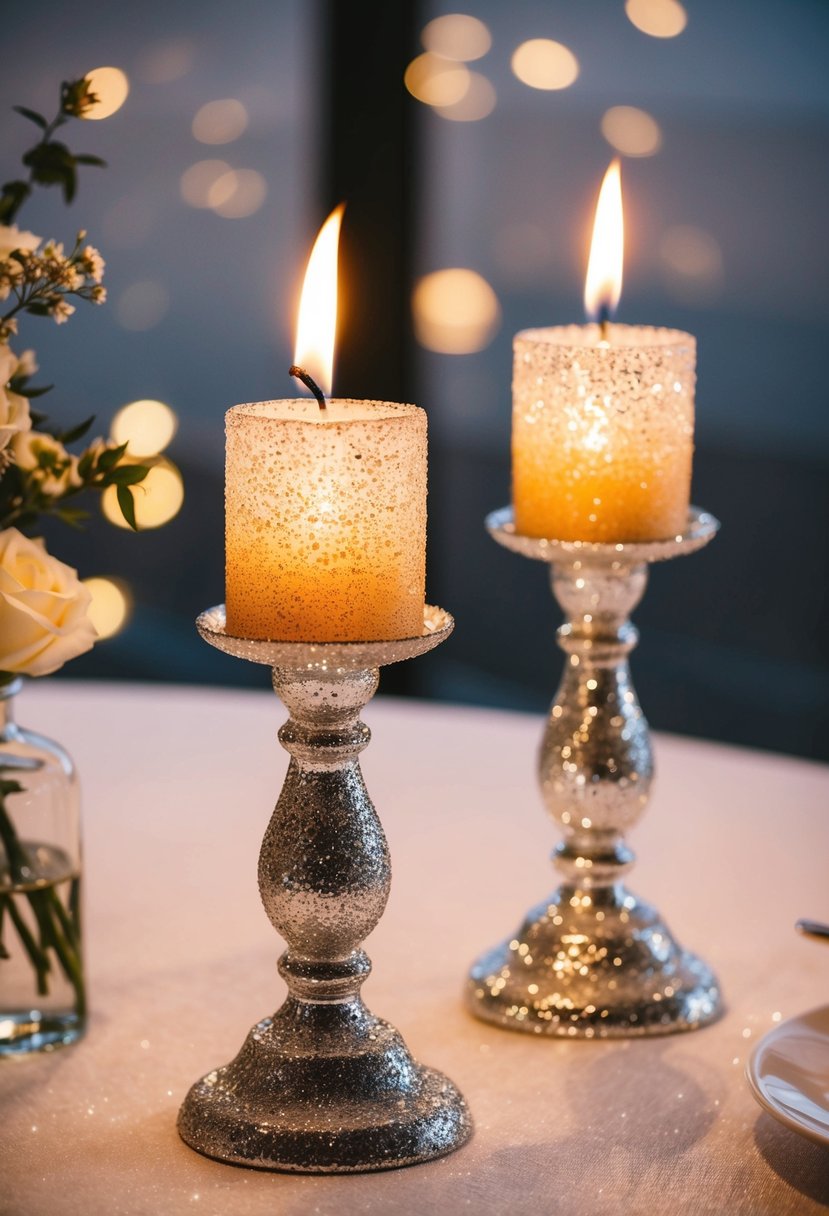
<box><xmin>746</xmin><ymin>1004</ymin><xmax>829</xmax><ymax>1148</ymax></box>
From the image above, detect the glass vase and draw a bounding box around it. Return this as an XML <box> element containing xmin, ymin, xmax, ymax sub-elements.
<box><xmin>0</xmin><ymin>677</ymin><xmax>86</xmax><ymax>1053</ymax></box>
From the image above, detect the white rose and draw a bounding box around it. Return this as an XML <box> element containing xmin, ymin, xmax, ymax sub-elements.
<box><xmin>12</xmin><ymin>431</ymin><xmax>80</xmax><ymax>495</ymax></box>
<box><xmin>0</xmin><ymin>344</ymin><xmax>31</xmax><ymax>452</ymax></box>
<box><xmin>0</xmin><ymin>529</ymin><xmax>96</xmax><ymax>677</ymax></box>
<box><xmin>0</xmin><ymin>225</ymin><xmax>41</xmax><ymax>261</ymax></box>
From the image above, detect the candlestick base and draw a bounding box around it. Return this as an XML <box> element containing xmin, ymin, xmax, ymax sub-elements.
<box><xmin>466</xmin><ymin>507</ymin><xmax>724</xmax><ymax>1038</ymax></box>
<box><xmin>178</xmin><ymin>605</ymin><xmax>472</xmax><ymax>1172</ymax></box>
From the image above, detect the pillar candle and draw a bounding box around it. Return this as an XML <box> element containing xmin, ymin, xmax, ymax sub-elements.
<box><xmin>512</xmin><ymin>323</ymin><xmax>695</xmax><ymax>542</ymax></box>
<box><xmin>225</xmin><ymin>398</ymin><xmax>426</xmax><ymax>642</ymax></box>
<box><xmin>512</xmin><ymin>160</ymin><xmax>695</xmax><ymax>543</ymax></box>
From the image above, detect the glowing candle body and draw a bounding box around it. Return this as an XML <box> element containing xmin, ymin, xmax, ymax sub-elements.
<box><xmin>225</xmin><ymin>399</ymin><xmax>426</xmax><ymax>642</ymax></box>
<box><xmin>512</xmin><ymin>323</ymin><xmax>695</xmax><ymax>542</ymax></box>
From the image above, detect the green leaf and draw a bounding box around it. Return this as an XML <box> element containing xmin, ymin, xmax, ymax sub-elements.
<box><xmin>58</xmin><ymin>415</ymin><xmax>95</xmax><ymax>444</ymax></box>
<box><xmin>116</xmin><ymin>484</ymin><xmax>138</xmax><ymax>531</ymax></box>
<box><xmin>62</xmin><ymin>166</ymin><xmax>77</xmax><ymax>205</ymax></box>
<box><xmin>97</xmin><ymin>441</ymin><xmax>128</xmax><ymax>471</ymax></box>
<box><xmin>73</xmin><ymin>154</ymin><xmax>107</xmax><ymax>168</ymax></box>
<box><xmin>12</xmin><ymin>105</ymin><xmax>47</xmax><ymax>130</ymax></box>
<box><xmin>17</xmin><ymin>384</ymin><xmax>54</xmax><ymax>400</ymax></box>
<box><xmin>0</xmin><ymin>179</ymin><xmax>31</xmax><ymax>224</ymax></box>
<box><xmin>107</xmin><ymin>464</ymin><xmax>149</xmax><ymax>486</ymax></box>
<box><xmin>22</xmin><ymin>140</ymin><xmax>74</xmax><ymax>185</ymax></box>
<box><xmin>55</xmin><ymin>506</ymin><xmax>90</xmax><ymax>530</ymax></box>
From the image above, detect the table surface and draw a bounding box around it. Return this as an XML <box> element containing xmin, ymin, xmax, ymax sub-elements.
<box><xmin>2</xmin><ymin>681</ymin><xmax>828</xmax><ymax>1216</ymax></box>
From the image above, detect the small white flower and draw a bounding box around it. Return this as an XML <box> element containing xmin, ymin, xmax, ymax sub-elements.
<box><xmin>41</xmin><ymin>240</ymin><xmax>65</xmax><ymax>262</ymax></box>
<box><xmin>80</xmin><ymin>245</ymin><xmax>105</xmax><ymax>284</ymax></box>
<box><xmin>0</xmin><ymin>225</ymin><xmax>41</xmax><ymax>262</ymax></box>
<box><xmin>0</xmin><ymin>344</ymin><xmax>31</xmax><ymax>452</ymax></box>
<box><xmin>13</xmin><ymin>349</ymin><xmax>37</xmax><ymax>379</ymax></box>
<box><xmin>49</xmin><ymin>298</ymin><xmax>75</xmax><ymax>325</ymax></box>
<box><xmin>12</xmin><ymin>431</ymin><xmax>80</xmax><ymax>496</ymax></box>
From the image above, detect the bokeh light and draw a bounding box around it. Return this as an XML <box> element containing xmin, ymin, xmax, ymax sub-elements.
<box><xmin>136</xmin><ymin>39</ymin><xmax>195</xmax><ymax>84</ymax></box>
<box><xmin>207</xmin><ymin>169</ymin><xmax>268</xmax><ymax>218</ymax></box>
<box><xmin>435</xmin><ymin>72</ymin><xmax>496</xmax><ymax>122</ymax></box>
<box><xmin>659</xmin><ymin>224</ymin><xmax>724</xmax><ymax>298</ymax></box>
<box><xmin>625</xmin><ymin>0</ymin><xmax>688</xmax><ymax>39</ymax></box>
<box><xmin>111</xmin><ymin>399</ymin><xmax>178</xmax><ymax>457</ymax></box>
<box><xmin>511</xmin><ymin>40</ymin><xmax>579</xmax><ymax>91</ymax></box>
<box><xmin>82</xmin><ymin>67</ymin><xmax>130</xmax><ymax>120</ymax></box>
<box><xmin>421</xmin><ymin>14</ymin><xmax>491</xmax><ymax>62</ymax></box>
<box><xmin>404</xmin><ymin>53</ymin><xmax>470</xmax><ymax>107</ymax></box>
<box><xmin>601</xmin><ymin>106</ymin><xmax>662</xmax><ymax>157</ymax></box>
<box><xmin>102</xmin><ymin>195</ymin><xmax>157</xmax><ymax>249</ymax></box>
<box><xmin>412</xmin><ymin>268</ymin><xmax>500</xmax><ymax>354</ymax></box>
<box><xmin>192</xmin><ymin>98</ymin><xmax>249</xmax><ymax>145</ymax></box>
<box><xmin>83</xmin><ymin>577</ymin><xmax>132</xmax><ymax>640</ymax></box>
<box><xmin>180</xmin><ymin>159</ymin><xmax>231</xmax><ymax>208</ymax></box>
<box><xmin>116</xmin><ymin>282</ymin><xmax>170</xmax><ymax>332</ymax></box>
<box><xmin>102</xmin><ymin>458</ymin><xmax>184</xmax><ymax>531</ymax></box>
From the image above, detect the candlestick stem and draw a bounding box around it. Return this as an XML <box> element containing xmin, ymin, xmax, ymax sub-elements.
<box><xmin>466</xmin><ymin>507</ymin><xmax>723</xmax><ymax>1037</ymax></box>
<box><xmin>179</xmin><ymin>605</ymin><xmax>471</xmax><ymax>1171</ymax></box>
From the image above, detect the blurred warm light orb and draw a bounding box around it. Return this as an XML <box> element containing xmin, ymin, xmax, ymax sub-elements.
<box><xmin>404</xmin><ymin>53</ymin><xmax>470</xmax><ymax>107</ymax></box>
<box><xmin>659</xmin><ymin>225</ymin><xmax>723</xmax><ymax>291</ymax></box>
<box><xmin>601</xmin><ymin>106</ymin><xmax>662</xmax><ymax>157</ymax></box>
<box><xmin>192</xmin><ymin>98</ymin><xmax>249</xmax><ymax>145</ymax></box>
<box><xmin>625</xmin><ymin>0</ymin><xmax>687</xmax><ymax>39</ymax></box>
<box><xmin>180</xmin><ymin>159</ymin><xmax>231</xmax><ymax>208</ymax></box>
<box><xmin>511</xmin><ymin>39</ymin><xmax>579</xmax><ymax>91</ymax></box>
<box><xmin>422</xmin><ymin>14</ymin><xmax>492</xmax><ymax>62</ymax></box>
<box><xmin>207</xmin><ymin>169</ymin><xmax>268</xmax><ymax>218</ymax></box>
<box><xmin>82</xmin><ymin>67</ymin><xmax>130</xmax><ymax>120</ymax></box>
<box><xmin>111</xmin><ymin>399</ymin><xmax>177</xmax><ymax>457</ymax></box>
<box><xmin>103</xmin><ymin>458</ymin><xmax>184</xmax><ymax>531</ymax></box>
<box><xmin>83</xmin><ymin>577</ymin><xmax>132</xmax><ymax>640</ymax></box>
<box><xmin>137</xmin><ymin>39</ymin><xmax>195</xmax><ymax>84</ymax></box>
<box><xmin>116</xmin><ymin>281</ymin><xmax>169</xmax><ymax>332</ymax></box>
<box><xmin>102</xmin><ymin>195</ymin><xmax>157</xmax><ymax>249</ymax></box>
<box><xmin>435</xmin><ymin>72</ymin><xmax>496</xmax><ymax>122</ymax></box>
<box><xmin>413</xmin><ymin>268</ymin><xmax>500</xmax><ymax>354</ymax></box>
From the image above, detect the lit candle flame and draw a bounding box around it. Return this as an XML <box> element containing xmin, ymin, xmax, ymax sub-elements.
<box><xmin>293</xmin><ymin>203</ymin><xmax>345</xmax><ymax>398</ymax></box>
<box><xmin>584</xmin><ymin>160</ymin><xmax>624</xmax><ymax>324</ymax></box>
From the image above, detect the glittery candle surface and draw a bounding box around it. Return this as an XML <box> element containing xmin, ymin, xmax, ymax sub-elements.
<box><xmin>512</xmin><ymin>324</ymin><xmax>695</xmax><ymax>542</ymax></box>
<box><xmin>225</xmin><ymin>400</ymin><xmax>426</xmax><ymax>642</ymax></box>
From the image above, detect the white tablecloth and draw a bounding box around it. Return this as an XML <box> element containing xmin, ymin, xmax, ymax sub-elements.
<box><xmin>2</xmin><ymin>681</ymin><xmax>828</xmax><ymax>1215</ymax></box>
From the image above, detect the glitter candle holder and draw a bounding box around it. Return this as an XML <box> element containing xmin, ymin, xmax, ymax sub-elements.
<box><xmin>178</xmin><ymin>604</ymin><xmax>472</xmax><ymax>1172</ymax></box>
<box><xmin>466</xmin><ymin>506</ymin><xmax>724</xmax><ymax>1037</ymax></box>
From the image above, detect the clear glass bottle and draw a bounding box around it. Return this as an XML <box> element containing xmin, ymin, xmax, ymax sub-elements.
<box><xmin>0</xmin><ymin>677</ymin><xmax>85</xmax><ymax>1053</ymax></box>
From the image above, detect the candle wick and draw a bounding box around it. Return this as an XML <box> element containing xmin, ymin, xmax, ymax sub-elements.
<box><xmin>598</xmin><ymin>304</ymin><xmax>610</xmax><ymax>343</ymax></box>
<box><xmin>289</xmin><ymin>365</ymin><xmax>327</xmax><ymax>410</ymax></box>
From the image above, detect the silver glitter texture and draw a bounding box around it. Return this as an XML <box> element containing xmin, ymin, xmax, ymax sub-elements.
<box><xmin>178</xmin><ymin>605</ymin><xmax>472</xmax><ymax>1172</ymax></box>
<box><xmin>466</xmin><ymin>507</ymin><xmax>724</xmax><ymax>1037</ymax></box>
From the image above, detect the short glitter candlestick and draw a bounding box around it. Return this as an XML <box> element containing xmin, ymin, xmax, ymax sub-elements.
<box><xmin>466</xmin><ymin>507</ymin><xmax>724</xmax><ymax>1037</ymax></box>
<box><xmin>178</xmin><ymin>605</ymin><xmax>472</xmax><ymax>1172</ymax></box>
